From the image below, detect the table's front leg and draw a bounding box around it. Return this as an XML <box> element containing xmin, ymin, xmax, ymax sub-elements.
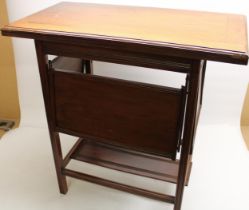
<box><xmin>35</xmin><ymin>40</ymin><xmax>68</xmax><ymax>194</ymax></box>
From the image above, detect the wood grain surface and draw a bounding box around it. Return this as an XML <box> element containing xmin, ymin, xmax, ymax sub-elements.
<box><xmin>1</xmin><ymin>2</ymin><xmax>248</xmax><ymax>64</ymax></box>
<box><xmin>53</xmin><ymin>70</ymin><xmax>184</xmax><ymax>159</ymax></box>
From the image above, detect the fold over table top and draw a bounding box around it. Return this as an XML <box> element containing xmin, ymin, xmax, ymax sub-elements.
<box><xmin>1</xmin><ymin>2</ymin><xmax>248</xmax><ymax>64</ymax></box>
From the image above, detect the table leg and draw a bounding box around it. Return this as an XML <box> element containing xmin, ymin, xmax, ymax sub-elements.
<box><xmin>35</xmin><ymin>40</ymin><xmax>68</xmax><ymax>194</ymax></box>
<box><xmin>200</xmin><ymin>60</ymin><xmax>207</xmax><ymax>106</ymax></box>
<box><xmin>174</xmin><ymin>60</ymin><xmax>202</xmax><ymax>210</ymax></box>
<box><xmin>85</xmin><ymin>60</ymin><xmax>93</xmax><ymax>74</ymax></box>
<box><xmin>189</xmin><ymin>60</ymin><xmax>206</xmax><ymax>156</ymax></box>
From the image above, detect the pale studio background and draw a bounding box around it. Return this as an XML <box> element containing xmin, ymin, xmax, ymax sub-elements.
<box><xmin>1</xmin><ymin>0</ymin><xmax>249</xmax><ymax>210</ymax></box>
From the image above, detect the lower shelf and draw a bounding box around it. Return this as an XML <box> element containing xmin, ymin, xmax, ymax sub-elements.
<box><xmin>68</xmin><ymin>139</ymin><xmax>192</xmax><ymax>185</ymax></box>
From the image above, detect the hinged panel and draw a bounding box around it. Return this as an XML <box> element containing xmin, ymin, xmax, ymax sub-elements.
<box><xmin>52</xmin><ymin>70</ymin><xmax>185</xmax><ymax>159</ymax></box>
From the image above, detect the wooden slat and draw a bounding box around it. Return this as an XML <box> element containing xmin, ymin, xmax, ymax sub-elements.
<box><xmin>53</xmin><ymin>71</ymin><xmax>184</xmax><ymax>159</ymax></box>
<box><xmin>63</xmin><ymin>138</ymin><xmax>192</xmax><ymax>186</ymax></box>
<box><xmin>44</xmin><ymin>41</ymin><xmax>192</xmax><ymax>73</ymax></box>
<box><xmin>62</xmin><ymin>168</ymin><xmax>176</xmax><ymax>203</ymax></box>
<box><xmin>70</xmin><ymin>139</ymin><xmax>181</xmax><ymax>183</ymax></box>
<box><xmin>1</xmin><ymin>3</ymin><xmax>248</xmax><ymax>64</ymax></box>
<box><xmin>62</xmin><ymin>138</ymin><xmax>83</xmax><ymax>168</ymax></box>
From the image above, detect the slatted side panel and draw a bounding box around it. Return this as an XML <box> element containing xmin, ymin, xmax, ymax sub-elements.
<box><xmin>52</xmin><ymin>71</ymin><xmax>184</xmax><ymax>159</ymax></box>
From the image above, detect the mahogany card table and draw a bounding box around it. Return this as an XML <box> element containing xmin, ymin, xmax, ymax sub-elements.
<box><xmin>1</xmin><ymin>3</ymin><xmax>248</xmax><ymax>210</ymax></box>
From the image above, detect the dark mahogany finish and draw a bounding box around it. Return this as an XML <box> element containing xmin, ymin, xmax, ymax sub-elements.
<box><xmin>53</xmin><ymin>70</ymin><xmax>184</xmax><ymax>159</ymax></box>
<box><xmin>1</xmin><ymin>32</ymin><xmax>206</xmax><ymax>210</ymax></box>
<box><xmin>70</xmin><ymin>139</ymin><xmax>192</xmax><ymax>185</ymax></box>
<box><xmin>2</xmin><ymin>3</ymin><xmax>248</xmax><ymax>210</ymax></box>
<box><xmin>46</xmin><ymin>54</ymin><xmax>202</xmax><ymax>210</ymax></box>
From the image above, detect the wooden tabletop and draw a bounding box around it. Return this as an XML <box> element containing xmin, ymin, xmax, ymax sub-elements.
<box><xmin>1</xmin><ymin>2</ymin><xmax>248</xmax><ymax>64</ymax></box>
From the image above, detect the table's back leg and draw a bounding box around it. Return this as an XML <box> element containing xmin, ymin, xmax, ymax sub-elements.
<box><xmin>200</xmin><ymin>60</ymin><xmax>207</xmax><ymax>106</ymax></box>
<box><xmin>35</xmin><ymin>40</ymin><xmax>68</xmax><ymax>194</ymax></box>
<box><xmin>189</xmin><ymin>60</ymin><xmax>206</xmax><ymax>156</ymax></box>
<box><xmin>174</xmin><ymin>60</ymin><xmax>202</xmax><ymax>210</ymax></box>
<box><xmin>85</xmin><ymin>60</ymin><xmax>93</xmax><ymax>74</ymax></box>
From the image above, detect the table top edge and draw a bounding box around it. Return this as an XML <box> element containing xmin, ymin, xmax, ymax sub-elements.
<box><xmin>1</xmin><ymin>25</ymin><xmax>248</xmax><ymax>65</ymax></box>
